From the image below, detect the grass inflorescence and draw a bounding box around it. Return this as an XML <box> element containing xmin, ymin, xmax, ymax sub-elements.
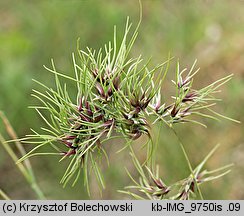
<box><xmin>10</xmin><ymin>15</ymin><xmax>239</xmax><ymax>199</ymax></box>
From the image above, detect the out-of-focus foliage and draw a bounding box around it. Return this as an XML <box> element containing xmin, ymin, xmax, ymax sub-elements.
<box><xmin>0</xmin><ymin>0</ymin><xmax>243</xmax><ymax>199</ymax></box>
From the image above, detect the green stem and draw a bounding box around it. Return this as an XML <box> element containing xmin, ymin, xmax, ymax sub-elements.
<box><xmin>0</xmin><ymin>111</ymin><xmax>46</xmax><ymax>199</ymax></box>
<box><xmin>0</xmin><ymin>189</ymin><xmax>10</xmax><ymax>200</ymax></box>
<box><xmin>151</xmin><ymin>121</ymin><xmax>163</xmax><ymax>172</ymax></box>
<box><xmin>171</xmin><ymin>128</ymin><xmax>204</xmax><ymax>200</ymax></box>
<box><xmin>0</xmin><ymin>133</ymin><xmax>45</xmax><ymax>199</ymax></box>
<box><xmin>31</xmin><ymin>182</ymin><xmax>45</xmax><ymax>200</ymax></box>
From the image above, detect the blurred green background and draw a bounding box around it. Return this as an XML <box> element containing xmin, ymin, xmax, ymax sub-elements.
<box><xmin>0</xmin><ymin>0</ymin><xmax>243</xmax><ymax>199</ymax></box>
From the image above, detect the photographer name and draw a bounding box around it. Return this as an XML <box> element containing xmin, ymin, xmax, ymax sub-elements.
<box><xmin>16</xmin><ymin>202</ymin><xmax>133</xmax><ymax>213</ymax></box>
